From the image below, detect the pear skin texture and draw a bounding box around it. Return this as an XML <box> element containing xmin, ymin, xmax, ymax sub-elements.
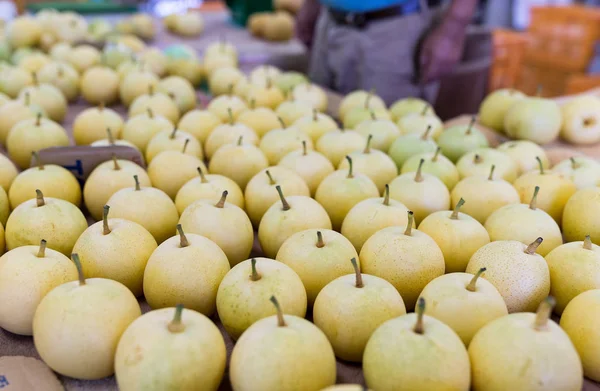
<box><xmin>355</xmin><ymin>119</ymin><xmax>400</xmax><ymax>152</ymax></box>
<box><xmin>175</xmin><ymin>174</ymin><xmax>244</xmax><ymax>214</ymax></box>
<box><xmin>209</xmin><ymin>144</ymin><xmax>269</xmax><ymax>190</ymax></box>
<box><xmin>80</xmin><ymin>66</ymin><xmax>120</xmax><ymax>105</ymax></box>
<box><xmin>417</xmin><ymin>273</ymin><xmax>507</xmax><ymax>346</ymax></box>
<box><xmin>0</xmin><ymin>223</ymin><xmax>4</xmax><ymax>256</ymax></box>
<box><xmin>560</xmin><ymin>95</ymin><xmax>600</xmax><ymax>144</ymax></box>
<box><xmin>293</xmin><ymin>113</ymin><xmax>338</xmax><ymax>142</ymax></box>
<box><xmin>546</xmin><ymin>241</ymin><xmax>600</xmax><ymax>314</ymax></box>
<box><xmin>107</xmin><ymin>187</ymin><xmax>179</xmax><ymax>244</ymax></box>
<box><xmin>315</xmin><ymin>170</ymin><xmax>379</xmax><ymax>231</ymax></box>
<box><xmin>338</xmin><ymin>90</ymin><xmax>386</xmax><ymax>121</ymax></box>
<box><xmin>73</xmin><ymin>106</ymin><xmax>124</xmax><ymax>145</ymax></box>
<box><xmin>205</xmin><ymin>123</ymin><xmax>258</xmax><ymax>159</ymax></box>
<box><xmin>359</xmin><ymin>227</ymin><xmax>445</xmax><ymax>310</ymax></box>
<box><xmin>363</xmin><ymin>313</ymin><xmax>470</xmax><ymax>391</ymax></box>
<box><xmin>157</xmin><ymin>75</ymin><xmax>197</xmax><ymax>113</ymax></box>
<box><xmin>148</xmin><ymin>151</ymin><xmax>208</xmax><ymax>199</ymax></box>
<box><xmin>436</xmin><ymin>125</ymin><xmax>489</xmax><ymax>163</ymax></box>
<box><xmin>0</xmin><ymin>154</ymin><xmax>18</xmax><ymax>193</ymax></box>
<box><xmin>397</xmin><ymin>113</ymin><xmax>444</xmax><ymax>139</ymax></box>
<box><xmin>292</xmin><ymin>83</ymin><xmax>328</xmax><ymax>112</ymax></box>
<box><xmin>6</xmin><ymin>117</ymin><xmax>69</xmax><ymax>169</ymax></box>
<box><xmin>504</xmin><ymin>97</ymin><xmax>562</xmax><ymax>144</ymax></box>
<box><xmin>388</xmin><ymin>173</ymin><xmax>451</xmax><ymax>225</ymax></box>
<box><xmin>119</xmin><ymin>70</ymin><xmax>159</xmax><ymax>107</ymax></box>
<box><xmin>496</xmin><ymin>140</ymin><xmax>550</xmax><ymax>174</ymax></box>
<box><xmin>0</xmin><ymin>100</ymin><xmax>40</xmax><ymax>146</ymax></box>
<box><xmin>145</xmin><ymin>129</ymin><xmax>202</xmax><ymax>163</ymax></box>
<box><xmin>0</xmin><ymin>245</ymin><xmax>77</xmax><ymax>335</ymax></box>
<box><xmin>245</xmin><ymin>84</ymin><xmax>285</xmax><ymax>110</ymax></box>
<box><xmin>73</xmin><ymin>218</ymin><xmax>158</xmax><ymax>297</ymax></box>
<box><xmin>313</xmin><ymin>273</ymin><xmax>406</xmax><ymax>362</ymax></box>
<box><xmin>19</xmin><ymin>84</ymin><xmax>67</xmax><ymax>122</ymax></box>
<box><xmin>389</xmin><ymin>97</ymin><xmax>432</xmax><ymax>121</ymax></box>
<box><xmin>129</xmin><ymin>92</ymin><xmax>180</xmax><ymax>125</ymax></box>
<box><xmin>466</xmin><ymin>241</ymin><xmax>550</xmax><ymax>313</ymax></box>
<box><xmin>469</xmin><ymin>313</ymin><xmax>582</xmax><ymax>391</ymax></box>
<box><xmin>561</xmin><ymin>289</ymin><xmax>600</xmax><ymax>381</ymax></box>
<box><xmin>0</xmin><ymin>186</ymin><xmax>8</xmax><ymax>227</ymax></box>
<box><xmin>321</xmin><ymin>385</ymin><xmax>372</xmax><ymax>391</ymax></box>
<box><xmin>9</xmin><ymin>165</ymin><xmax>82</xmax><ymax>209</ymax></box>
<box><xmin>418</xmin><ymin>211</ymin><xmax>490</xmax><ymax>273</ymax></box>
<box><xmin>338</xmin><ymin>150</ymin><xmax>398</xmax><ymax>194</ymax></box>
<box><xmin>344</xmin><ymin>108</ymin><xmax>390</xmax><ymax>129</ymax></box>
<box><xmin>278</xmin><ymin>150</ymin><xmax>335</xmax><ymax>196</ymax></box>
<box><xmin>178</xmin><ymin>199</ymin><xmax>253</xmax><ymax>266</ymax></box>
<box><xmin>209</xmin><ymin>66</ymin><xmax>244</xmax><ymax>97</ymax></box>
<box><xmin>275</xmin><ymin>229</ymin><xmax>357</xmax><ymax>305</ymax></box>
<box><xmin>478</xmin><ymin>88</ymin><xmax>526</xmax><ymax>132</ymax></box>
<box><xmin>259</xmin><ymin>127</ymin><xmax>314</xmax><ymax>165</ymax></box>
<box><xmin>143</xmin><ymin>233</ymin><xmax>230</xmax><ymax>316</ymax></box>
<box><xmin>401</xmin><ymin>152</ymin><xmax>460</xmax><ymax>190</ymax></box>
<box><xmin>115</xmin><ymin>308</ymin><xmax>226</xmax><ymax>391</ymax></box>
<box><xmin>259</xmin><ymin>196</ymin><xmax>332</xmax><ymax>258</ymax></box>
<box><xmin>387</xmin><ymin>134</ymin><xmax>437</xmax><ymax>172</ymax></box>
<box><xmin>177</xmin><ymin>109</ymin><xmax>222</xmax><ymax>143</ymax></box>
<box><xmin>5</xmin><ymin>197</ymin><xmax>87</xmax><ymax>256</ymax></box>
<box><xmin>275</xmin><ymin>100</ymin><xmax>313</xmax><ymax>127</ymax></box>
<box><xmin>121</xmin><ymin>112</ymin><xmax>173</xmax><ymax>153</ymax></box>
<box><xmin>450</xmin><ymin>176</ymin><xmax>520</xmax><ymax>224</ymax></box>
<box><xmin>316</xmin><ymin>130</ymin><xmax>366</xmax><ymax>167</ymax></box>
<box><xmin>456</xmin><ymin>149</ymin><xmax>519</xmax><ymax>183</ymax></box>
<box><xmin>562</xmin><ymin>187</ymin><xmax>600</xmax><ymax>243</ymax></box>
<box><xmin>216</xmin><ymin>258</ymin><xmax>307</xmax><ymax>340</ymax></box>
<box><xmin>237</xmin><ymin>107</ymin><xmax>282</xmax><ymax>137</ymax></box>
<box><xmin>206</xmin><ymin>95</ymin><xmax>247</xmax><ymax>123</ymax></box>
<box><xmin>84</xmin><ymin>160</ymin><xmax>151</xmax><ymax>221</ymax></box>
<box><xmin>553</xmin><ymin>156</ymin><xmax>600</xmax><ymax>189</ymax></box>
<box><xmin>229</xmin><ymin>314</ymin><xmax>336</xmax><ymax>391</ymax></box>
<box><xmin>484</xmin><ymin>203</ymin><xmax>562</xmax><ymax>256</ymax></box>
<box><xmin>33</xmin><ymin>278</ymin><xmax>142</xmax><ymax>380</ymax></box>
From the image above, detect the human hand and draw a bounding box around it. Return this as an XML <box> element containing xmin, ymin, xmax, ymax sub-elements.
<box><xmin>295</xmin><ymin>0</ymin><xmax>320</xmax><ymax>48</ymax></box>
<box><xmin>419</xmin><ymin>18</ymin><xmax>468</xmax><ymax>83</ymax></box>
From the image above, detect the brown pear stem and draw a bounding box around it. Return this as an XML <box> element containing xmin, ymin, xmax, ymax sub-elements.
<box><xmin>465</xmin><ymin>116</ymin><xmax>476</xmax><ymax>135</ymax></box>
<box><xmin>32</xmin><ymin>71</ymin><xmax>38</xmax><ymax>86</ymax></box>
<box><xmin>404</xmin><ymin>211</ymin><xmax>414</xmax><ymax>236</ymax></box>
<box><xmin>102</xmin><ymin>205</ymin><xmax>111</xmax><ymax>235</ymax></box>
<box><xmin>197</xmin><ymin>167</ymin><xmax>208</xmax><ymax>183</ymax></box>
<box><xmin>36</xmin><ymin>189</ymin><xmax>45</xmax><ymax>207</ymax></box>
<box><xmin>415</xmin><ymin>159</ymin><xmax>425</xmax><ymax>183</ymax></box>
<box><xmin>270</xmin><ymin>296</ymin><xmax>287</xmax><ymax>327</ymax></box>
<box><xmin>421</xmin><ymin>125</ymin><xmax>432</xmax><ymax>140</ymax></box>
<box><xmin>413</xmin><ymin>297</ymin><xmax>425</xmax><ymax>334</ymax></box>
<box><xmin>525</xmin><ymin>237</ymin><xmax>544</xmax><ymax>255</ymax></box>
<box><xmin>112</xmin><ymin>154</ymin><xmax>120</xmax><ymax>170</ymax></box>
<box><xmin>364</xmin><ymin>89</ymin><xmax>373</xmax><ymax>109</ymax></box>
<box><xmin>364</xmin><ymin>134</ymin><xmax>373</xmax><ymax>154</ymax></box>
<box><xmin>134</xmin><ymin>175</ymin><xmax>141</xmax><ymax>191</ymax></box>
<box><xmin>316</xmin><ymin>231</ymin><xmax>325</xmax><ymax>248</ymax></box>
<box><xmin>71</xmin><ymin>254</ymin><xmax>86</xmax><ymax>286</ymax></box>
<box><xmin>147</xmin><ymin>107</ymin><xmax>154</xmax><ymax>118</ymax></box>
<box><xmin>23</xmin><ymin>91</ymin><xmax>31</xmax><ymax>106</ymax></box>
<box><xmin>265</xmin><ymin>170</ymin><xmax>276</xmax><ymax>185</ymax></box>
<box><xmin>421</xmin><ymin>103</ymin><xmax>429</xmax><ymax>116</ymax></box>
<box><xmin>227</xmin><ymin>107</ymin><xmax>234</xmax><ymax>125</ymax></box>
<box><xmin>227</xmin><ymin>83</ymin><xmax>234</xmax><ymax>96</ymax></box>
<box><xmin>432</xmin><ymin>147</ymin><xmax>441</xmax><ymax>162</ymax></box>
<box><xmin>473</xmin><ymin>154</ymin><xmax>482</xmax><ymax>164</ymax></box>
<box><xmin>37</xmin><ymin>239</ymin><xmax>47</xmax><ymax>258</ymax></box>
<box><xmin>249</xmin><ymin>98</ymin><xmax>256</xmax><ymax>110</ymax></box>
<box><xmin>215</xmin><ymin>190</ymin><xmax>228</xmax><ymax>208</ymax></box>
<box><xmin>182</xmin><ymin>139</ymin><xmax>190</xmax><ymax>154</ymax></box>
<box><xmin>383</xmin><ymin>184</ymin><xmax>390</xmax><ymax>206</ymax></box>
<box><xmin>451</xmin><ymin>198</ymin><xmax>465</xmax><ymax>220</ymax></box>
<box><xmin>302</xmin><ymin>140</ymin><xmax>307</xmax><ymax>156</ymax></box>
<box><xmin>170</xmin><ymin>127</ymin><xmax>177</xmax><ymax>139</ymax></box>
<box><xmin>529</xmin><ymin>186</ymin><xmax>540</xmax><ymax>210</ymax></box>
<box><xmin>369</xmin><ymin>110</ymin><xmax>376</xmax><ymax>121</ymax></box>
<box><xmin>466</xmin><ymin>267</ymin><xmax>486</xmax><ymax>292</ymax></box>
<box><xmin>250</xmin><ymin>258</ymin><xmax>261</xmax><ymax>281</ymax></box>
<box><xmin>177</xmin><ymin>224</ymin><xmax>189</xmax><ymax>247</ymax></box>
<box><xmin>35</xmin><ymin>112</ymin><xmax>42</xmax><ymax>126</ymax></box>
<box><xmin>275</xmin><ymin>185</ymin><xmax>290</xmax><ymax>211</ymax></box>
<box><xmin>350</xmin><ymin>257</ymin><xmax>364</xmax><ymax>288</ymax></box>
<box><xmin>32</xmin><ymin>151</ymin><xmax>43</xmax><ymax>170</ymax></box>
<box><xmin>148</xmin><ymin>84</ymin><xmax>154</xmax><ymax>96</ymax></box>
<box><xmin>237</xmin><ymin>136</ymin><xmax>243</xmax><ymax>146</ymax></box>
<box><xmin>488</xmin><ymin>165</ymin><xmax>496</xmax><ymax>181</ymax></box>
<box><xmin>584</xmin><ymin>235</ymin><xmax>593</xmax><ymax>250</ymax></box>
<box><xmin>533</xmin><ymin>296</ymin><xmax>555</xmax><ymax>331</ymax></box>
<box><xmin>536</xmin><ymin>156</ymin><xmax>544</xmax><ymax>175</ymax></box>
<box><xmin>106</xmin><ymin>127</ymin><xmax>115</xmax><ymax>145</ymax></box>
<box><xmin>570</xmin><ymin>157</ymin><xmax>579</xmax><ymax>169</ymax></box>
<box><xmin>168</xmin><ymin>304</ymin><xmax>186</xmax><ymax>333</ymax></box>
<box><xmin>313</xmin><ymin>109</ymin><xmax>318</xmax><ymax>122</ymax></box>
<box><xmin>346</xmin><ymin>155</ymin><xmax>354</xmax><ymax>179</ymax></box>
<box><xmin>277</xmin><ymin>116</ymin><xmax>286</xmax><ymax>129</ymax></box>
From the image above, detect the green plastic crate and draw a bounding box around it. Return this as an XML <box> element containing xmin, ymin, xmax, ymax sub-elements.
<box><xmin>27</xmin><ymin>1</ymin><xmax>138</xmax><ymax>14</ymax></box>
<box><xmin>225</xmin><ymin>0</ymin><xmax>273</xmax><ymax>26</ymax></box>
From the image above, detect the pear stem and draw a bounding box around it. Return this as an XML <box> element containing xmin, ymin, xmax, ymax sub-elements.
<box><xmin>364</xmin><ymin>90</ymin><xmax>373</xmax><ymax>109</ymax></box>
<box><xmin>346</xmin><ymin>155</ymin><xmax>354</xmax><ymax>179</ymax></box>
<box><xmin>415</xmin><ymin>159</ymin><xmax>425</xmax><ymax>183</ymax></box>
<box><xmin>466</xmin><ymin>267</ymin><xmax>486</xmax><ymax>292</ymax></box>
<box><xmin>170</xmin><ymin>127</ymin><xmax>177</xmax><ymax>139</ymax></box>
<box><xmin>313</xmin><ymin>109</ymin><xmax>318</xmax><ymax>122</ymax></box>
<box><xmin>302</xmin><ymin>140</ymin><xmax>307</xmax><ymax>156</ymax></box>
<box><xmin>227</xmin><ymin>83</ymin><xmax>234</xmax><ymax>96</ymax></box>
<box><xmin>584</xmin><ymin>235</ymin><xmax>593</xmax><ymax>250</ymax></box>
<box><xmin>37</xmin><ymin>239</ymin><xmax>47</xmax><ymax>258</ymax></box>
<box><xmin>197</xmin><ymin>167</ymin><xmax>208</xmax><ymax>183</ymax></box>
<box><xmin>106</xmin><ymin>127</ymin><xmax>115</xmax><ymax>145</ymax></box>
<box><xmin>570</xmin><ymin>157</ymin><xmax>579</xmax><ymax>169</ymax></box>
<box><xmin>350</xmin><ymin>257</ymin><xmax>364</xmax><ymax>288</ymax></box>
<box><xmin>182</xmin><ymin>139</ymin><xmax>190</xmax><ymax>154</ymax></box>
<box><xmin>112</xmin><ymin>154</ymin><xmax>120</xmax><ymax>170</ymax></box>
<box><xmin>466</xmin><ymin>116</ymin><xmax>476</xmax><ymax>135</ymax></box>
<box><xmin>176</xmin><ymin>224</ymin><xmax>189</xmax><ymax>247</ymax></box>
<box><xmin>383</xmin><ymin>184</ymin><xmax>390</xmax><ymax>206</ymax></box>
<box><xmin>533</xmin><ymin>297</ymin><xmax>555</xmax><ymax>331</ymax></box>
<box><xmin>71</xmin><ymin>254</ymin><xmax>86</xmax><ymax>286</ymax></box>
<box><xmin>168</xmin><ymin>304</ymin><xmax>186</xmax><ymax>333</ymax></box>
<box><xmin>270</xmin><ymin>296</ymin><xmax>287</xmax><ymax>327</ymax></box>
<box><xmin>369</xmin><ymin>110</ymin><xmax>376</xmax><ymax>121</ymax></box>
<box><xmin>24</xmin><ymin>91</ymin><xmax>31</xmax><ymax>106</ymax></box>
<box><xmin>36</xmin><ymin>189</ymin><xmax>45</xmax><ymax>207</ymax></box>
<box><xmin>227</xmin><ymin>108</ymin><xmax>234</xmax><ymax>125</ymax></box>
<box><xmin>404</xmin><ymin>211</ymin><xmax>414</xmax><ymax>236</ymax></box>
<box><xmin>237</xmin><ymin>135</ymin><xmax>243</xmax><ymax>146</ymax></box>
<box><xmin>266</xmin><ymin>170</ymin><xmax>275</xmax><ymax>185</ymax></box>
<box><xmin>473</xmin><ymin>154</ymin><xmax>482</xmax><ymax>164</ymax></box>
<box><xmin>413</xmin><ymin>297</ymin><xmax>425</xmax><ymax>334</ymax></box>
<box><xmin>103</xmin><ymin>205</ymin><xmax>111</xmax><ymax>235</ymax></box>
<box><xmin>536</xmin><ymin>156</ymin><xmax>544</xmax><ymax>175</ymax></box>
<box><xmin>525</xmin><ymin>237</ymin><xmax>544</xmax><ymax>255</ymax></box>
<box><xmin>488</xmin><ymin>165</ymin><xmax>496</xmax><ymax>181</ymax></box>
<box><xmin>421</xmin><ymin>103</ymin><xmax>429</xmax><ymax>116</ymax></box>
<box><xmin>250</xmin><ymin>258</ymin><xmax>261</xmax><ymax>281</ymax></box>
<box><xmin>249</xmin><ymin>98</ymin><xmax>256</xmax><ymax>110</ymax></box>
<box><xmin>529</xmin><ymin>186</ymin><xmax>540</xmax><ymax>210</ymax></box>
<box><xmin>364</xmin><ymin>134</ymin><xmax>373</xmax><ymax>154</ymax></box>
<box><xmin>432</xmin><ymin>147</ymin><xmax>441</xmax><ymax>162</ymax></box>
<box><xmin>215</xmin><ymin>190</ymin><xmax>228</xmax><ymax>208</ymax></box>
<box><xmin>134</xmin><ymin>175</ymin><xmax>141</xmax><ymax>191</ymax></box>
<box><xmin>275</xmin><ymin>185</ymin><xmax>290</xmax><ymax>211</ymax></box>
<box><xmin>316</xmin><ymin>231</ymin><xmax>325</xmax><ymax>248</ymax></box>
<box><xmin>36</xmin><ymin>112</ymin><xmax>42</xmax><ymax>126</ymax></box>
<box><xmin>32</xmin><ymin>151</ymin><xmax>43</xmax><ymax>170</ymax></box>
<box><xmin>421</xmin><ymin>125</ymin><xmax>432</xmax><ymax>140</ymax></box>
<box><xmin>147</xmin><ymin>107</ymin><xmax>154</xmax><ymax>118</ymax></box>
<box><xmin>148</xmin><ymin>84</ymin><xmax>154</xmax><ymax>95</ymax></box>
<box><xmin>451</xmin><ymin>198</ymin><xmax>465</xmax><ymax>220</ymax></box>
<box><xmin>277</xmin><ymin>116</ymin><xmax>286</xmax><ymax>128</ymax></box>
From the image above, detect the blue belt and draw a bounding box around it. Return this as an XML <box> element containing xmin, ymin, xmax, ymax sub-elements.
<box><xmin>328</xmin><ymin>2</ymin><xmax>422</xmax><ymax>29</ymax></box>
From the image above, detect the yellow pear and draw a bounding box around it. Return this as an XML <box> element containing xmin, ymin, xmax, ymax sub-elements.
<box><xmin>233</xmin><ymin>75</ymin><xmax>251</xmax><ymax>98</ymax></box>
<box><xmin>157</xmin><ymin>75</ymin><xmax>196</xmax><ymax>114</ymax></box>
<box><xmin>115</xmin><ymin>305</ymin><xmax>226</xmax><ymax>391</ymax></box>
<box><xmin>276</xmin><ymin>229</ymin><xmax>357</xmax><ymax>304</ymax></box>
<box><xmin>139</xmin><ymin>47</ymin><xmax>167</xmax><ymax>77</ymax></box>
<box><xmin>207</xmin><ymin>93</ymin><xmax>247</xmax><ymax>122</ymax></box>
<box><xmin>107</xmin><ymin>175</ymin><xmax>179</xmax><ymax>243</ymax></box>
<box><xmin>260</xmin><ymin>121</ymin><xmax>314</xmax><ymax>165</ymax></box>
<box><xmin>496</xmin><ymin>140</ymin><xmax>550</xmax><ymax>174</ymax></box>
<box><xmin>0</xmin><ymin>92</ymin><xmax>9</xmax><ymax>107</ymax></box>
<box><xmin>143</xmin><ymin>225</ymin><xmax>229</xmax><ymax>315</ymax></box>
<box><xmin>389</xmin><ymin>97</ymin><xmax>434</xmax><ymax>121</ymax></box>
<box><xmin>560</xmin><ymin>289</ymin><xmax>600</xmax><ymax>382</ymax></box>
<box><xmin>418</xmin><ymin>198</ymin><xmax>490</xmax><ymax>273</ymax></box>
<box><xmin>205</xmin><ymin>40</ymin><xmax>238</xmax><ymax>62</ymax></box>
<box><xmin>338</xmin><ymin>90</ymin><xmax>386</xmax><ymax>122</ymax></box>
<box><xmin>84</xmin><ymin>157</ymin><xmax>151</xmax><ymax>221</ymax></box>
<box><xmin>401</xmin><ymin>148</ymin><xmax>460</xmax><ymax>190</ymax></box>
<box><xmin>466</xmin><ymin>238</ymin><xmax>549</xmax><ymax>312</ymax></box>
<box><xmin>478</xmin><ymin>88</ymin><xmax>526</xmax><ymax>132</ymax></box>
<box><xmin>5</xmin><ymin>190</ymin><xmax>87</xmax><ymax>255</ymax></box>
<box><xmin>512</xmin><ymin>157</ymin><xmax>576</xmax><ymax>224</ymax></box>
<box><xmin>450</xmin><ymin>165</ymin><xmax>520</xmax><ymax>224</ymax></box>
<box><xmin>0</xmin><ymin>187</ymin><xmax>7</xmax><ymax>227</ymax></box>
<box><xmin>245</xmin><ymin>166</ymin><xmax>310</xmax><ymax>226</ymax></box>
<box><xmin>456</xmin><ymin>148</ymin><xmax>519</xmax><ymax>183</ymax></box>
<box><xmin>145</xmin><ymin>128</ymin><xmax>202</xmax><ymax>163</ymax></box>
<box><xmin>484</xmin><ymin>186</ymin><xmax>562</xmax><ymax>256</ymax></box>
<box><xmin>73</xmin><ymin>104</ymin><xmax>124</xmax><ymax>145</ymax></box>
<box><xmin>209</xmin><ymin>136</ymin><xmax>269</xmax><ymax>189</ymax></box>
<box><xmin>553</xmin><ymin>156</ymin><xmax>600</xmax><ymax>189</ymax></box>
<box><xmin>216</xmin><ymin>258</ymin><xmax>307</xmax><ymax>339</ymax></box>
<box><xmin>204</xmin><ymin>110</ymin><xmax>259</xmax><ymax>159</ymax></box>
<box><xmin>320</xmin><ymin>386</ymin><xmax>371</xmax><ymax>391</ymax></box>
<box><xmin>209</xmin><ymin>66</ymin><xmax>244</xmax><ymax>96</ymax></box>
<box><xmin>278</xmin><ymin>141</ymin><xmax>335</xmax><ymax>196</ymax></box>
<box><xmin>316</xmin><ymin>128</ymin><xmax>365</xmax><ymax>167</ymax></box>
<box><xmin>229</xmin><ymin>296</ymin><xmax>335</xmax><ymax>390</ymax></box>
<box><xmin>49</xmin><ymin>42</ymin><xmax>72</xmax><ymax>62</ymax></box>
<box><xmin>562</xmin><ymin>187</ymin><xmax>600</xmax><ymax>243</ymax></box>
<box><xmin>275</xmin><ymin>99</ymin><xmax>314</xmax><ymax>126</ymax></box>
<box><xmin>293</xmin><ymin>109</ymin><xmax>339</xmax><ymax>142</ymax></box>
<box><xmin>388</xmin><ymin>159</ymin><xmax>451</xmax><ymax>224</ymax></box>
<box><xmin>73</xmin><ymin>205</ymin><xmax>157</xmax><ymax>297</ymax></box>
<box><xmin>387</xmin><ymin>125</ymin><xmax>437</xmax><ymax>170</ymax></box>
<box><xmin>18</xmin><ymin>80</ymin><xmax>67</xmax><ymax>123</ymax></box>
<box><xmin>359</xmin><ymin>212</ymin><xmax>445</xmax><ymax>310</ymax></box>
<box><xmin>129</xmin><ymin>87</ymin><xmax>180</xmax><ymax>125</ymax></box>
<box><xmin>292</xmin><ymin>83</ymin><xmax>328</xmax><ymax>112</ymax></box>
<box><xmin>179</xmin><ymin>191</ymin><xmax>253</xmax><ymax>266</ymax></box>
<box><xmin>203</xmin><ymin>53</ymin><xmax>235</xmax><ymax>77</ymax></box>
<box><xmin>33</xmin><ymin>254</ymin><xmax>141</xmax><ymax>380</ymax></box>
<box><xmin>315</xmin><ymin>157</ymin><xmax>379</xmax><ymax>231</ymax></box>
<box><xmin>0</xmin><ymin>65</ymin><xmax>34</xmax><ymax>99</ymax></box>
<box><xmin>37</xmin><ymin>62</ymin><xmax>79</xmax><ymax>102</ymax></box>
<box><xmin>246</xmin><ymin>78</ymin><xmax>285</xmax><ymax>110</ymax></box>
<box><xmin>469</xmin><ymin>297</ymin><xmax>582</xmax><ymax>391</ymax></box>
<box><xmin>177</xmin><ymin>108</ymin><xmax>222</xmax><ymax>143</ymax></box>
<box><xmin>546</xmin><ymin>236</ymin><xmax>600</xmax><ymax>314</ymax></box>
<box><xmin>0</xmin><ymin>96</ymin><xmax>45</xmax><ymax>145</ymax></box>
<box><xmin>16</xmin><ymin>52</ymin><xmax>51</xmax><ymax>75</ymax></box>
<box><xmin>175</xmin><ymin>167</ymin><xmax>244</xmax><ymax>213</ymax></box>
<box><xmin>418</xmin><ymin>268</ymin><xmax>508</xmax><ymax>345</ymax></box>
<box><xmin>237</xmin><ymin>101</ymin><xmax>282</xmax><ymax>137</ymax></box>
<box><xmin>7</xmin><ymin>16</ymin><xmax>42</xmax><ymax>48</ymax></box>
<box><xmin>120</xmin><ymin>69</ymin><xmax>159</xmax><ymax>107</ymax></box>
<box><xmin>397</xmin><ymin>110</ymin><xmax>444</xmax><ymax>140</ymax></box>
<box><xmin>0</xmin><ymin>240</ymin><xmax>77</xmax><ymax>335</ymax></box>
<box><xmin>80</xmin><ymin>66</ymin><xmax>120</xmax><ymax>105</ymax></box>
<box><xmin>504</xmin><ymin>97</ymin><xmax>562</xmax><ymax>144</ymax></box>
<box><xmin>248</xmin><ymin>65</ymin><xmax>281</xmax><ymax>86</ymax></box>
<box><xmin>91</xmin><ymin>133</ymin><xmax>141</xmax><ymax>149</ymax></box>
<box><xmin>436</xmin><ymin>117</ymin><xmax>489</xmax><ymax>163</ymax></box>
<box><xmin>0</xmin><ymin>153</ymin><xmax>18</xmax><ymax>192</ymax></box>
<box><xmin>363</xmin><ymin>298</ymin><xmax>471</xmax><ymax>391</ymax></box>
<box><xmin>313</xmin><ymin>258</ymin><xmax>406</xmax><ymax>361</ymax></box>
<box><xmin>66</xmin><ymin>44</ymin><xmax>101</xmax><ymax>73</ymax></box>
<box><xmin>259</xmin><ymin>185</ymin><xmax>332</xmax><ymax>258</ymax></box>
<box><xmin>560</xmin><ymin>94</ymin><xmax>600</xmax><ymax>144</ymax></box>
<box><xmin>341</xmin><ymin>185</ymin><xmax>412</xmax><ymax>252</ymax></box>
<box><xmin>121</xmin><ymin>108</ymin><xmax>174</xmax><ymax>152</ymax></box>
<box><xmin>355</xmin><ymin>114</ymin><xmax>401</xmax><ymax>152</ymax></box>
<box><xmin>9</xmin><ymin>152</ymin><xmax>81</xmax><ymax>208</ymax></box>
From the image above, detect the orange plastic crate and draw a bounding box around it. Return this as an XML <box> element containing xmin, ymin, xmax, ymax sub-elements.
<box><xmin>565</xmin><ymin>74</ymin><xmax>600</xmax><ymax>95</ymax></box>
<box><xmin>489</xmin><ymin>29</ymin><xmax>529</xmax><ymax>91</ymax></box>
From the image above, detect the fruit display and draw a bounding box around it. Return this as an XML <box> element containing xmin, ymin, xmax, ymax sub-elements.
<box><xmin>3</xmin><ymin>9</ymin><xmax>600</xmax><ymax>390</ymax></box>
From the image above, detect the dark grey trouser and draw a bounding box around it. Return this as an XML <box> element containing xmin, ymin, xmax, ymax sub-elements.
<box><xmin>308</xmin><ymin>3</ymin><xmax>441</xmax><ymax>105</ymax></box>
